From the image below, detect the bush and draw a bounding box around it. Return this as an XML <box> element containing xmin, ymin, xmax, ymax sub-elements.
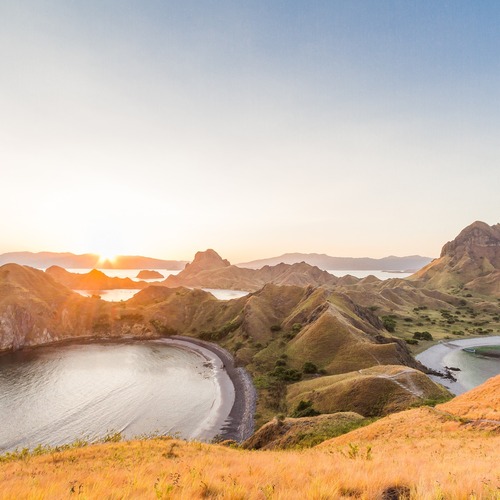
<box><xmin>291</xmin><ymin>400</ymin><xmax>320</xmax><ymax>418</ymax></box>
<box><xmin>413</xmin><ymin>331</ymin><xmax>433</xmax><ymax>341</ymax></box>
<box><xmin>270</xmin><ymin>366</ymin><xmax>302</xmax><ymax>382</ymax></box>
<box><xmin>382</xmin><ymin>316</ymin><xmax>396</xmax><ymax>332</ymax></box>
<box><xmin>302</xmin><ymin>362</ymin><xmax>318</xmax><ymax>374</ymax></box>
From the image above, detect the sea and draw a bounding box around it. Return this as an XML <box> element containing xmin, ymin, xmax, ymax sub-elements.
<box><xmin>0</xmin><ymin>340</ymin><xmax>234</xmax><ymax>452</ymax></box>
<box><xmin>416</xmin><ymin>337</ymin><xmax>500</xmax><ymax>395</ymax></box>
<box><xmin>65</xmin><ymin>268</ymin><xmax>412</xmax><ymax>302</ymax></box>
<box><xmin>62</xmin><ymin>269</ymin><xmax>250</xmax><ymax>301</ymax></box>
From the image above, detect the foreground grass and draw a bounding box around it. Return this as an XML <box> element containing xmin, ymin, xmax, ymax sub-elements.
<box><xmin>1</xmin><ymin>407</ymin><xmax>499</xmax><ymax>499</ymax></box>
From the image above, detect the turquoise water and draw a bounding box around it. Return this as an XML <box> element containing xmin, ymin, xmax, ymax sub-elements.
<box><xmin>442</xmin><ymin>346</ymin><xmax>500</xmax><ymax>393</ymax></box>
<box><xmin>416</xmin><ymin>337</ymin><xmax>500</xmax><ymax>395</ymax></box>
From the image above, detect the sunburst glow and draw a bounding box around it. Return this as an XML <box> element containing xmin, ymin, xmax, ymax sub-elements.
<box><xmin>98</xmin><ymin>254</ymin><xmax>117</xmax><ymax>266</ymax></box>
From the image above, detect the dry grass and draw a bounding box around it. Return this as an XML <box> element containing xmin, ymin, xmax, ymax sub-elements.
<box><xmin>1</xmin><ymin>406</ymin><xmax>499</xmax><ymax>499</ymax></box>
<box><xmin>286</xmin><ymin>365</ymin><xmax>450</xmax><ymax>417</ymax></box>
<box><xmin>438</xmin><ymin>374</ymin><xmax>500</xmax><ymax>421</ymax></box>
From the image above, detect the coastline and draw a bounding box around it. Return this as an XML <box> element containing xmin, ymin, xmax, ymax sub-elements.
<box><xmin>416</xmin><ymin>336</ymin><xmax>500</xmax><ymax>395</ymax></box>
<box><xmin>0</xmin><ymin>334</ymin><xmax>257</xmax><ymax>444</ymax></box>
<box><xmin>167</xmin><ymin>335</ymin><xmax>256</xmax><ymax>443</ymax></box>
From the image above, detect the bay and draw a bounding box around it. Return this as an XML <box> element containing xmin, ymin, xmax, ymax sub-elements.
<box><xmin>416</xmin><ymin>336</ymin><xmax>500</xmax><ymax>395</ymax></box>
<box><xmin>0</xmin><ymin>340</ymin><xmax>234</xmax><ymax>452</ymax></box>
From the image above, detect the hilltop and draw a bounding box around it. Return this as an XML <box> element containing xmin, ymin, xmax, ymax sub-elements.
<box><xmin>410</xmin><ymin>221</ymin><xmax>500</xmax><ymax>295</ymax></box>
<box><xmin>1</xmin><ymin>375</ymin><xmax>498</xmax><ymax>499</ymax></box>
<box><xmin>162</xmin><ymin>249</ymin><xmax>339</xmax><ymax>291</ymax></box>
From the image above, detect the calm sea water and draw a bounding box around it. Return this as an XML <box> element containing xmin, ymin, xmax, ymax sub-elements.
<box><xmin>0</xmin><ymin>340</ymin><xmax>234</xmax><ymax>452</ymax></box>
<box><xmin>50</xmin><ymin>268</ymin><xmax>406</xmax><ymax>301</ymax></box>
<box><xmin>58</xmin><ymin>269</ymin><xmax>250</xmax><ymax>302</ymax></box>
<box><xmin>416</xmin><ymin>337</ymin><xmax>500</xmax><ymax>395</ymax></box>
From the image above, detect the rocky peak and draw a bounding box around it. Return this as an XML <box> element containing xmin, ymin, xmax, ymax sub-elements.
<box><xmin>440</xmin><ymin>221</ymin><xmax>500</xmax><ymax>265</ymax></box>
<box><xmin>183</xmin><ymin>249</ymin><xmax>231</xmax><ymax>274</ymax></box>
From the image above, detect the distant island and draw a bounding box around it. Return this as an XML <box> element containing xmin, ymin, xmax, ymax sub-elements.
<box><xmin>136</xmin><ymin>270</ymin><xmax>165</xmax><ymax>279</ymax></box>
<box><xmin>0</xmin><ymin>252</ymin><xmax>187</xmax><ymax>270</ymax></box>
<box><xmin>238</xmin><ymin>253</ymin><xmax>433</xmax><ymax>271</ymax></box>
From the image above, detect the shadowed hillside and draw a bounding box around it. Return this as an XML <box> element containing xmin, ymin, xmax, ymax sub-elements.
<box><xmin>0</xmin><ymin>265</ymin><xmax>153</xmax><ymax>351</ymax></box>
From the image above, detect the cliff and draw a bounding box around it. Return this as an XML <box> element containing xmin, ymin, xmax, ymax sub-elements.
<box><xmin>409</xmin><ymin>221</ymin><xmax>500</xmax><ymax>295</ymax></box>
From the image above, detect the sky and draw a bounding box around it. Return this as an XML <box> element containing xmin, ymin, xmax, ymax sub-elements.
<box><xmin>1</xmin><ymin>1</ymin><xmax>499</xmax><ymax>263</ymax></box>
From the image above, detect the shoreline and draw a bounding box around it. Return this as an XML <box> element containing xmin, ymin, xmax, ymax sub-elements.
<box><xmin>416</xmin><ymin>336</ymin><xmax>500</xmax><ymax>395</ymax></box>
<box><xmin>168</xmin><ymin>335</ymin><xmax>256</xmax><ymax>443</ymax></box>
<box><xmin>0</xmin><ymin>334</ymin><xmax>257</xmax><ymax>444</ymax></box>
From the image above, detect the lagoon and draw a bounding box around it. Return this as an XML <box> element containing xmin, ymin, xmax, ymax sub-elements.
<box><xmin>416</xmin><ymin>336</ymin><xmax>500</xmax><ymax>395</ymax></box>
<box><xmin>0</xmin><ymin>340</ymin><xmax>234</xmax><ymax>452</ymax></box>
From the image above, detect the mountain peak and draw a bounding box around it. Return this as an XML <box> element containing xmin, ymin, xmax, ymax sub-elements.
<box><xmin>441</xmin><ymin>221</ymin><xmax>500</xmax><ymax>260</ymax></box>
<box><xmin>184</xmin><ymin>249</ymin><xmax>231</xmax><ymax>273</ymax></box>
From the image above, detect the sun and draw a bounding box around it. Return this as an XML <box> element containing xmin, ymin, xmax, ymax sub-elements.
<box><xmin>97</xmin><ymin>254</ymin><xmax>117</xmax><ymax>266</ymax></box>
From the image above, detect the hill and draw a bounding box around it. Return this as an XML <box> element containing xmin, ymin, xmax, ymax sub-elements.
<box><xmin>0</xmin><ymin>264</ymin><xmax>434</xmax><ymax>426</ymax></box>
<box><xmin>162</xmin><ymin>249</ymin><xmax>339</xmax><ymax>291</ymax></box>
<box><xmin>286</xmin><ymin>365</ymin><xmax>450</xmax><ymax>418</ymax></box>
<box><xmin>1</xmin><ymin>375</ymin><xmax>498</xmax><ymax>499</ymax></box>
<box><xmin>238</xmin><ymin>252</ymin><xmax>433</xmax><ymax>271</ymax></box>
<box><xmin>0</xmin><ymin>251</ymin><xmax>187</xmax><ymax>270</ymax></box>
<box><xmin>45</xmin><ymin>266</ymin><xmax>147</xmax><ymax>290</ymax></box>
<box><xmin>410</xmin><ymin>221</ymin><xmax>500</xmax><ymax>296</ymax></box>
<box><xmin>0</xmin><ymin>264</ymin><xmax>155</xmax><ymax>351</ymax></box>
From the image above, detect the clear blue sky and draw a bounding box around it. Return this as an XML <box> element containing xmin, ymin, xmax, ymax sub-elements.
<box><xmin>1</xmin><ymin>1</ymin><xmax>499</xmax><ymax>261</ymax></box>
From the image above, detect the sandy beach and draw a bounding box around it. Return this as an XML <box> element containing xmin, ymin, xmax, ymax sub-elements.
<box><xmin>164</xmin><ymin>336</ymin><xmax>256</xmax><ymax>443</ymax></box>
<box><xmin>416</xmin><ymin>336</ymin><xmax>500</xmax><ymax>395</ymax></box>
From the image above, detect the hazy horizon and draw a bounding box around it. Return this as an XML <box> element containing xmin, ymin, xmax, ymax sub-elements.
<box><xmin>0</xmin><ymin>247</ymin><xmax>436</xmax><ymax>263</ymax></box>
<box><xmin>1</xmin><ymin>2</ymin><xmax>499</xmax><ymax>262</ymax></box>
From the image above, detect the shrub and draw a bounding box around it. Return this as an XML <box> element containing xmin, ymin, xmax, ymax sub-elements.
<box><xmin>291</xmin><ymin>400</ymin><xmax>320</xmax><ymax>418</ymax></box>
<box><xmin>382</xmin><ymin>316</ymin><xmax>396</xmax><ymax>332</ymax></box>
<box><xmin>413</xmin><ymin>331</ymin><xmax>433</xmax><ymax>341</ymax></box>
<box><xmin>302</xmin><ymin>362</ymin><xmax>318</xmax><ymax>374</ymax></box>
<box><xmin>270</xmin><ymin>366</ymin><xmax>302</xmax><ymax>382</ymax></box>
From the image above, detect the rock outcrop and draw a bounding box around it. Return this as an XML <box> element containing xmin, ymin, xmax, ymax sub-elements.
<box><xmin>409</xmin><ymin>221</ymin><xmax>500</xmax><ymax>295</ymax></box>
<box><xmin>162</xmin><ymin>249</ymin><xmax>338</xmax><ymax>291</ymax></box>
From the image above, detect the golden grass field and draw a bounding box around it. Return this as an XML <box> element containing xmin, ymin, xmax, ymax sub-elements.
<box><xmin>1</xmin><ymin>377</ymin><xmax>499</xmax><ymax>499</ymax></box>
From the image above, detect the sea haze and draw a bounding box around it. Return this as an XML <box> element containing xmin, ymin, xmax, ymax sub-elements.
<box><xmin>0</xmin><ymin>340</ymin><xmax>234</xmax><ymax>452</ymax></box>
